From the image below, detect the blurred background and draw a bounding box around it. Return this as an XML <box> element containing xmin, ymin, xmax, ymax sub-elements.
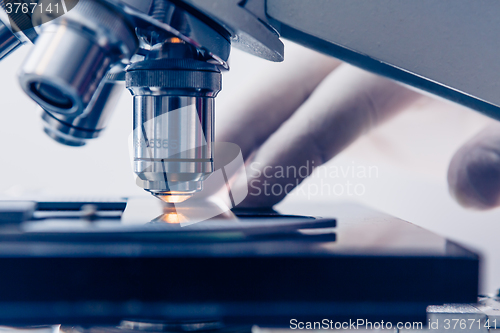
<box><xmin>0</xmin><ymin>40</ymin><xmax>498</xmax><ymax>293</ymax></box>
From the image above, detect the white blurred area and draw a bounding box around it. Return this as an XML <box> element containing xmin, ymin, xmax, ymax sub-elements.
<box><xmin>0</xmin><ymin>41</ymin><xmax>499</xmax><ymax>293</ymax></box>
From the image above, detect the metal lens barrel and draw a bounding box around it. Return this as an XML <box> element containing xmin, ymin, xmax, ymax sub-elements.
<box><xmin>126</xmin><ymin>59</ymin><xmax>221</xmax><ymax>197</ymax></box>
<box><xmin>41</xmin><ymin>71</ymin><xmax>125</xmax><ymax>146</ymax></box>
<box><xmin>18</xmin><ymin>0</ymin><xmax>137</xmax><ymax>116</ymax></box>
<box><xmin>0</xmin><ymin>19</ymin><xmax>21</xmax><ymax>60</ymax></box>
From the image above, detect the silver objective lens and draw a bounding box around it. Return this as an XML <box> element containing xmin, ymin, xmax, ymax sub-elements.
<box><xmin>126</xmin><ymin>59</ymin><xmax>221</xmax><ymax>199</ymax></box>
<box><xmin>18</xmin><ymin>0</ymin><xmax>137</xmax><ymax>116</ymax></box>
<box><xmin>0</xmin><ymin>19</ymin><xmax>21</xmax><ymax>60</ymax></box>
<box><xmin>41</xmin><ymin>71</ymin><xmax>125</xmax><ymax>146</ymax></box>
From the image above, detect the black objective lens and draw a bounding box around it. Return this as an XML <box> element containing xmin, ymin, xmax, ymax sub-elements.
<box><xmin>30</xmin><ymin>82</ymin><xmax>74</xmax><ymax>110</ymax></box>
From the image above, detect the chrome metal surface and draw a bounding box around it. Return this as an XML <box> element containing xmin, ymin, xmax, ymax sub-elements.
<box><xmin>132</xmin><ymin>94</ymin><xmax>214</xmax><ymax>195</ymax></box>
<box><xmin>0</xmin><ymin>19</ymin><xmax>21</xmax><ymax>60</ymax></box>
<box><xmin>19</xmin><ymin>0</ymin><xmax>138</xmax><ymax>116</ymax></box>
<box><xmin>0</xmin><ymin>0</ymin><xmax>38</xmax><ymax>43</ymax></box>
<box><xmin>102</xmin><ymin>0</ymin><xmax>231</xmax><ymax>67</ymax></box>
<box><xmin>41</xmin><ymin>75</ymin><xmax>125</xmax><ymax>146</ymax></box>
<box><xmin>126</xmin><ymin>54</ymin><xmax>221</xmax><ymax>198</ymax></box>
<box><xmin>182</xmin><ymin>0</ymin><xmax>283</xmax><ymax>62</ymax></box>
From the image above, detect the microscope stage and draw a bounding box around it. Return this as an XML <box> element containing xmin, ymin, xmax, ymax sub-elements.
<box><xmin>0</xmin><ymin>198</ymin><xmax>479</xmax><ymax>327</ymax></box>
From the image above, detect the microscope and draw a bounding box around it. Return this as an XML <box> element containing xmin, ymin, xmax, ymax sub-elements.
<box><xmin>0</xmin><ymin>0</ymin><xmax>497</xmax><ymax>330</ymax></box>
<box><xmin>3</xmin><ymin>0</ymin><xmax>498</xmax><ymax>203</ymax></box>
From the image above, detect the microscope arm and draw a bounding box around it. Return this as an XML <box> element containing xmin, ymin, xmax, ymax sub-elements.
<box><xmin>265</xmin><ymin>0</ymin><xmax>500</xmax><ymax>120</ymax></box>
<box><xmin>185</xmin><ymin>0</ymin><xmax>500</xmax><ymax>121</ymax></box>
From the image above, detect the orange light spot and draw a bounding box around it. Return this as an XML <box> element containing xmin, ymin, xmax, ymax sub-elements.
<box><xmin>163</xmin><ymin>212</ymin><xmax>181</xmax><ymax>224</ymax></box>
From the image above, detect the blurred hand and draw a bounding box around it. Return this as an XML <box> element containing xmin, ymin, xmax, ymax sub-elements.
<box><xmin>217</xmin><ymin>47</ymin><xmax>500</xmax><ymax>210</ymax></box>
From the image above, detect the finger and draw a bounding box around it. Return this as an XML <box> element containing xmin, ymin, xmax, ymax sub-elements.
<box><xmin>448</xmin><ymin>122</ymin><xmax>500</xmax><ymax>209</ymax></box>
<box><xmin>217</xmin><ymin>44</ymin><xmax>341</xmax><ymax>160</ymax></box>
<box><xmin>233</xmin><ymin>64</ymin><xmax>423</xmax><ymax>207</ymax></box>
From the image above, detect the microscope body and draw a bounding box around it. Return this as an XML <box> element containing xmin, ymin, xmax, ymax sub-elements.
<box><xmin>0</xmin><ymin>0</ymin><xmax>497</xmax><ymax>199</ymax></box>
<box><xmin>0</xmin><ymin>1</ymin><xmax>489</xmax><ymax>326</ymax></box>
